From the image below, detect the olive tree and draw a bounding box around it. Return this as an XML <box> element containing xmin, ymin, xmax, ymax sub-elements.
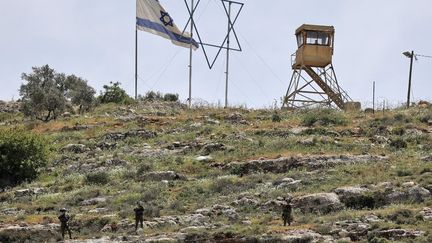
<box><xmin>20</xmin><ymin>65</ymin><xmax>97</xmax><ymax>121</ymax></box>
<box><xmin>65</xmin><ymin>75</ymin><xmax>96</xmax><ymax>114</ymax></box>
<box><xmin>20</xmin><ymin>65</ymin><xmax>66</xmax><ymax>122</ymax></box>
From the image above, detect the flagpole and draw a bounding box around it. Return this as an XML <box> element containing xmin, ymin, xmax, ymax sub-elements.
<box><xmin>135</xmin><ymin>25</ymin><xmax>138</xmax><ymax>100</ymax></box>
<box><xmin>188</xmin><ymin>0</ymin><xmax>194</xmax><ymax>108</ymax></box>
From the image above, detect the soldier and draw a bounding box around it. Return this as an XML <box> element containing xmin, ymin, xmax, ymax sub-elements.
<box><xmin>134</xmin><ymin>202</ymin><xmax>144</xmax><ymax>231</ymax></box>
<box><xmin>282</xmin><ymin>199</ymin><xmax>293</xmax><ymax>226</ymax></box>
<box><xmin>58</xmin><ymin>208</ymin><xmax>72</xmax><ymax>239</ymax></box>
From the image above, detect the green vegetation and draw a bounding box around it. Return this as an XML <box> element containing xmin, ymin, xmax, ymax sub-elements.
<box><xmin>0</xmin><ymin>101</ymin><xmax>431</xmax><ymax>241</ymax></box>
<box><xmin>19</xmin><ymin>65</ymin><xmax>97</xmax><ymax>121</ymax></box>
<box><xmin>98</xmin><ymin>81</ymin><xmax>133</xmax><ymax>104</ymax></box>
<box><xmin>0</xmin><ymin>129</ymin><xmax>49</xmax><ymax>187</ymax></box>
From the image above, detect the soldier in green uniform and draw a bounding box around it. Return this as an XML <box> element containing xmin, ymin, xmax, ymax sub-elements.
<box><xmin>58</xmin><ymin>208</ymin><xmax>72</xmax><ymax>239</ymax></box>
<box><xmin>282</xmin><ymin>199</ymin><xmax>293</xmax><ymax>226</ymax></box>
<box><xmin>134</xmin><ymin>202</ymin><xmax>144</xmax><ymax>231</ymax></box>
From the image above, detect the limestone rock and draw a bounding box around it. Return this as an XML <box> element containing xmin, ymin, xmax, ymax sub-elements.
<box><xmin>81</xmin><ymin>197</ymin><xmax>107</xmax><ymax>206</ymax></box>
<box><xmin>292</xmin><ymin>193</ymin><xmax>343</xmax><ymax>214</ymax></box>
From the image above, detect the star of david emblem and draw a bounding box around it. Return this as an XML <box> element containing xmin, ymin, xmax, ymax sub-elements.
<box><xmin>160</xmin><ymin>11</ymin><xmax>174</xmax><ymax>27</ymax></box>
<box><xmin>183</xmin><ymin>0</ymin><xmax>244</xmax><ymax>69</ymax></box>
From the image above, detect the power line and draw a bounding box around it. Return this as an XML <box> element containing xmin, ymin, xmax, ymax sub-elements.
<box><xmin>416</xmin><ymin>54</ymin><xmax>432</xmax><ymax>59</ymax></box>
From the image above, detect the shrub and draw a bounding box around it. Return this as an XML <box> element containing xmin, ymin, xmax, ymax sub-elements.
<box><xmin>85</xmin><ymin>171</ymin><xmax>109</xmax><ymax>185</ymax></box>
<box><xmin>0</xmin><ymin>129</ymin><xmax>49</xmax><ymax>187</ymax></box>
<box><xmin>143</xmin><ymin>91</ymin><xmax>163</xmax><ymax>101</ymax></box>
<box><xmin>389</xmin><ymin>137</ymin><xmax>407</xmax><ymax>149</ymax></box>
<box><xmin>271</xmin><ymin>112</ymin><xmax>282</xmax><ymax>122</ymax></box>
<box><xmin>386</xmin><ymin>209</ymin><xmax>415</xmax><ymax>224</ymax></box>
<box><xmin>98</xmin><ymin>82</ymin><xmax>133</xmax><ymax>104</ymax></box>
<box><xmin>163</xmin><ymin>93</ymin><xmax>179</xmax><ymax>102</ymax></box>
<box><xmin>302</xmin><ymin>109</ymin><xmax>347</xmax><ymax>126</ymax></box>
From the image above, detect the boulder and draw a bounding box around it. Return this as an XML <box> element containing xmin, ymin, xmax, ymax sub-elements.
<box><xmin>200</xmin><ymin>143</ymin><xmax>226</xmax><ymax>155</ymax></box>
<box><xmin>419</xmin><ymin>207</ymin><xmax>432</xmax><ymax>220</ymax></box>
<box><xmin>62</xmin><ymin>144</ymin><xmax>87</xmax><ymax>153</ymax></box>
<box><xmin>333</xmin><ymin>186</ymin><xmax>370</xmax><ymax>205</ymax></box>
<box><xmin>292</xmin><ymin>193</ymin><xmax>343</xmax><ymax>214</ymax></box>
<box><xmin>195</xmin><ymin>155</ymin><xmax>214</xmax><ymax>163</ymax></box>
<box><xmin>387</xmin><ymin>186</ymin><xmax>431</xmax><ymax>203</ymax></box>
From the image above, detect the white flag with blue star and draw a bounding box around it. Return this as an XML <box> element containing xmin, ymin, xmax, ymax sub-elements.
<box><xmin>136</xmin><ymin>0</ymin><xmax>199</xmax><ymax>50</ymax></box>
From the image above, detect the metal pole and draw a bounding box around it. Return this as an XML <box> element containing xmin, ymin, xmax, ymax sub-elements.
<box><xmin>135</xmin><ymin>26</ymin><xmax>138</xmax><ymax>100</ymax></box>
<box><xmin>224</xmin><ymin>2</ymin><xmax>231</xmax><ymax>109</ymax></box>
<box><xmin>406</xmin><ymin>51</ymin><xmax>414</xmax><ymax>108</ymax></box>
<box><xmin>188</xmin><ymin>0</ymin><xmax>194</xmax><ymax>108</ymax></box>
<box><xmin>372</xmin><ymin>81</ymin><xmax>375</xmax><ymax>114</ymax></box>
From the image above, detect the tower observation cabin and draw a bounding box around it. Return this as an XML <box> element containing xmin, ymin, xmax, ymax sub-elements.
<box><xmin>283</xmin><ymin>24</ymin><xmax>357</xmax><ymax>110</ymax></box>
<box><xmin>294</xmin><ymin>25</ymin><xmax>334</xmax><ymax>68</ymax></box>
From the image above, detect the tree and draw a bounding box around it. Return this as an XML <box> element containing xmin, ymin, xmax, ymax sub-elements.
<box><xmin>65</xmin><ymin>75</ymin><xmax>96</xmax><ymax>114</ymax></box>
<box><xmin>0</xmin><ymin>129</ymin><xmax>49</xmax><ymax>187</ymax></box>
<box><xmin>19</xmin><ymin>65</ymin><xmax>97</xmax><ymax>121</ymax></box>
<box><xmin>20</xmin><ymin>65</ymin><xmax>67</xmax><ymax>122</ymax></box>
<box><xmin>99</xmin><ymin>81</ymin><xmax>133</xmax><ymax>104</ymax></box>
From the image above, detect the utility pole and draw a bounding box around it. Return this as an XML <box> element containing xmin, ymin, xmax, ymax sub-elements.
<box><xmin>372</xmin><ymin>81</ymin><xmax>375</xmax><ymax>114</ymax></box>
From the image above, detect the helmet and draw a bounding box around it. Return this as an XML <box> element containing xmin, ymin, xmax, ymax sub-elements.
<box><xmin>60</xmin><ymin>208</ymin><xmax>67</xmax><ymax>212</ymax></box>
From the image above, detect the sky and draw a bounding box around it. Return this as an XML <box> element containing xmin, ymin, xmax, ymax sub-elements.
<box><xmin>0</xmin><ymin>0</ymin><xmax>431</xmax><ymax>108</ymax></box>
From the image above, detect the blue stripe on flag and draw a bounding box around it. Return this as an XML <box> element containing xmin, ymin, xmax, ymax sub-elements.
<box><xmin>137</xmin><ymin>17</ymin><xmax>199</xmax><ymax>48</ymax></box>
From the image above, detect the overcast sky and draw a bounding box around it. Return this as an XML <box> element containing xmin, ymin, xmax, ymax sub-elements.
<box><xmin>0</xmin><ymin>0</ymin><xmax>431</xmax><ymax>108</ymax></box>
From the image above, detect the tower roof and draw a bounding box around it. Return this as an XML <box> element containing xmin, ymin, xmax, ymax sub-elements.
<box><xmin>295</xmin><ymin>24</ymin><xmax>335</xmax><ymax>35</ymax></box>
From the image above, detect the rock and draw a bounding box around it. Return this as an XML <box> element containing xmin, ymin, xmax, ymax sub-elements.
<box><xmin>374</xmin><ymin>229</ymin><xmax>424</xmax><ymax>241</ymax></box>
<box><xmin>63</xmin><ymin>112</ymin><xmax>72</xmax><ymax>118</ymax></box>
<box><xmin>332</xmin><ymin>220</ymin><xmax>371</xmax><ymax>241</ymax></box>
<box><xmin>62</xmin><ymin>144</ymin><xmax>88</xmax><ymax>153</ymax></box>
<box><xmin>231</xmin><ymin>196</ymin><xmax>260</xmax><ymax>207</ymax></box>
<box><xmin>298</xmin><ymin>137</ymin><xmax>316</xmax><ymax>146</ymax></box>
<box><xmin>225</xmin><ymin>155</ymin><xmax>387</xmax><ymax>175</ymax></box>
<box><xmin>402</xmin><ymin>181</ymin><xmax>416</xmax><ymax>187</ymax></box>
<box><xmin>387</xmin><ymin>186</ymin><xmax>431</xmax><ymax>203</ymax></box>
<box><xmin>195</xmin><ymin>155</ymin><xmax>213</xmax><ymax>163</ymax></box>
<box><xmin>205</xmin><ymin>118</ymin><xmax>220</xmax><ymax>125</ymax></box>
<box><xmin>14</xmin><ymin>188</ymin><xmax>45</xmax><ymax>197</ymax></box>
<box><xmin>103</xmin><ymin>129</ymin><xmax>157</xmax><ymax>141</ymax></box>
<box><xmin>276</xmin><ymin>178</ymin><xmax>302</xmax><ymax>190</ymax></box>
<box><xmin>225</xmin><ymin>113</ymin><xmax>248</xmax><ymax>124</ymax></box>
<box><xmin>421</xmin><ymin>155</ymin><xmax>432</xmax><ymax>162</ymax></box>
<box><xmin>363</xmin><ymin>214</ymin><xmax>382</xmax><ymax>223</ymax></box>
<box><xmin>88</xmin><ymin>208</ymin><xmax>109</xmax><ymax>213</ymax></box>
<box><xmin>180</xmin><ymin>214</ymin><xmax>209</xmax><ymax>227</ymax></box>
<box><xmin>196</xmin><ymin>204</ymin><xmax>239</xmax><ymax>221</ymax></box>
<box><xmin>420</xmin><ymin>207</ymin><xmax>432</xmax><ymax>220</ymax></box>
<box><xmin>292</xmin><ymin>193</ymin><xmax>343</xmax><ymax>214</ymax></box>
<box><xmin>14</xmin><ymin>189</ymin><xmax>31</xmax><ymax>197</ymax></box>
<box><xmin>0</xmin><ymin>224</ymin><xmax>60</xmax><ymax>242</ymax></box>
<box><xmin>333</xmin><ymin>186</ymin><xmax>370</xmax><ymax>205</ymax></box>
<box><xmin>277</xmin><ymin>230</ymin><xmax>330</xmax><ymax>242</ymax></box>
<box><xmin>1</xmin><ymin>208</ymin><xmax>25</xmax><ymax>216</ymax></box>
<box><xmin>81</xmin><ymin>197</ymin><xmax>107</xmax><ymax>206</ymax></box>
<box><xmin>200</xmin><ymin>143</ymin><xmax>226</xmax><ymax>155</ymax></box>
<box><xmin>140</xmin><ymin>171</ymin><xmax>187</xmax><ymax>182</ymax></box>
<box><xmin>370</xmin><ymin>135</ymin><xmax>389</xmax><ymax>145</ymax></box>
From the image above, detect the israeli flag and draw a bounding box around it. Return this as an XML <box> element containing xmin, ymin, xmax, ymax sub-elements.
<box><xmin>136</xmin><ymin>0</ymin><xmax>199</xmax><ymax>50</ymax></box>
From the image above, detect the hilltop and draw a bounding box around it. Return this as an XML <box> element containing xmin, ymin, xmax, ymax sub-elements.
<box><xmin>0</xmin><ymin>100</ymin><xmax>432</xmax><ymax>242</ymax></box>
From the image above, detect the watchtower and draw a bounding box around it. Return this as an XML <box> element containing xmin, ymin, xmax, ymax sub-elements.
<box><xmin>283</xmin><ymin>24</ymin><xmax>353</xmax><ymax>110</ymax></box>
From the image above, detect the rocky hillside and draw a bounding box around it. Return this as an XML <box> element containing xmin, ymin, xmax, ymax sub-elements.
<box><xmin>1</xmin><ymin>101</ymin><xmax>432</xmax><ymax>242</ymax></box>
